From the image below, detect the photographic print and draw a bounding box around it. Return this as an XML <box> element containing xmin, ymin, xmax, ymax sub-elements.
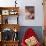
<box><xmin>25</xmin><ymin>6</ymin><xmax>35</xmax><ymax>20</ymax></box>
<box><xmin>2</xmin><ymin>10</ymin><xmax>9</xmax><ymax>15</ymax></box>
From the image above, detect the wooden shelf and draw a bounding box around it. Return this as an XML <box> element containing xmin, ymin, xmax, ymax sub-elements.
<box><xmin>0</xmin><ymin>40</ymin><xmax>19</xmax><ymax>46</ymax></box>
<box><xmin>0</xmin><ymin>7</ymin><xmax>19</xmax><ymax>24</ymax></box>
<box><xmin>0</xmin><ymin>7</ymin><xmax>20</xmax><ymax>46</ymax></box>
<box><xmin>0</xmin><ymin>24</ymin><xmax>20</xmax><ymax>32</ymax></box>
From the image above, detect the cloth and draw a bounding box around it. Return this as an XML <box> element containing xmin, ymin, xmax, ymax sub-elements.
<box><xmin>21</xmin><ymin>28</ymin><xmax>41</xmax><ymax>46</ymax></box>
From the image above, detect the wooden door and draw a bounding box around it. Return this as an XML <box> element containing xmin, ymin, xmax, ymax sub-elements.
<box><xmin>43</xmin><ymin>0</ymin><xmax>46</xmax><ymax>46</ymax></box>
